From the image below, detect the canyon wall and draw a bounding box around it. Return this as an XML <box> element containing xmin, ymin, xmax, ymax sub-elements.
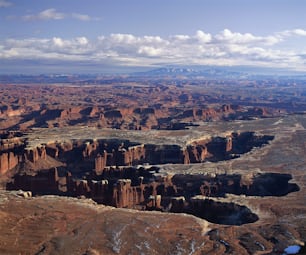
<box><xmin>7</xmin><ymin>164</ymin><xmax>299</xmax><ymax>226</ymax></box>
<box><xmin>0</xmin><ymin>132</ymin><xmax>273</xmax><ymax>176</ymax></box>
<box><xmin>0</xmin><ymin>135</ymin><xmax>24</xmax><ymax>174</ymax></box>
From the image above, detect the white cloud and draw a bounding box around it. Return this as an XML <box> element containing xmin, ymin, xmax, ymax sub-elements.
<box><xmin>72</xmin><ymin>13</ymin><xmax>90</xmax><ymax>21</ymax></box>
<box><xmin>138</xmin><ymin>46</ymin><xmax>163</xmax><ymax>57</ymax></box>
<box><xmin>0</xmin><ymin>0</ymin><xmax>11</xmax><ymax>7</ymax></box>
<box><xmin>195</xmin><ymin>30</ymin><xmax>212</xmax><ymax>43</ymax></box>
<box><xmin>76</xmin><ymin>37</ymin><xmax>89</xmax><ymax>45</ymax></box>
<box><xmin>143</xmin><ymin>36</ymin><xmax>166</xmax><ymax>44</ymax></box>
<box><xmin>171</xmin><ymin>35</ymin><xmax>190</xmax><ymax>41</ymax></box>
<box><xmin>293</xmin><ymin>29</ymin><xmax>306</xmax><ymax>36</ymax></box>
<box><xmin>72</xmin><ymin>13</ymin><xmax>92</xmax><ymax>21</ymax></box>
<box><xmin>23</xmin><ymin>8</ymin><xmax>65</xmax><ymax>21</ymax></box>
<box><xmin>109</xmin><ymin>33</ymin><xmax>138</xmax><ymax>44</ymax></box>
<box><xmin>52</xmin><ymin>37</ymin><xmax>65</xmax><ymax>48</ymax></box>
<box><xmin>22</xmin><ymin>9</ymin><xmax>97</xmax><ymax>22</ymax></box>
<box><xmin>215</xmin><ymin>29</ymin><xmax>280</xmax><ymax>45</ymax></box>
<box><xmin>277</xmin><ymin>28</ymin><xmax>306</xmax><ymax>37</ymax></box>
<box><xmin>1</xmin><ymin>29</ymin><xmax>306</xmax><ymax>71</ymax></box>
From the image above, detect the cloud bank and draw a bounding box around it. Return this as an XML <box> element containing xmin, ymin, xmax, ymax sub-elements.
<box><xmin>1</xmin><ymin>28</ymin><xmax>306</xmax><ymax>72</ymax></box>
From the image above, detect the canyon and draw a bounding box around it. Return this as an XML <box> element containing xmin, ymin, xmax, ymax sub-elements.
<box><xmin>3</xmin><ymin>130</ymin><xmax>283</xmax><ymax>225</ymax></box>
<box><xmin>0</xmin><ymin>79</ymin><xmax>295</xmax><ymax>131</ymax></box>
<box><xmin>1</xmin><ymin>76</ymin><xmax>306</xmax><ymax>254</ymax></box>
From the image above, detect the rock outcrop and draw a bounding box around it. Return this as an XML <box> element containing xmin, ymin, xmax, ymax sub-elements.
<box><xmin>94</xmin><ymin>151</ymin><xmax>107</xmax><ymax>174</ymax></box>
<box><xmin>0</xmin><ymin>134</ymin><xmax>24</xmax><ymax>174</ymax></box>
<box><xmin>25</xmin><ymin>146</ymin><xmax>47</xmax><ymax>163</ymax></box>
<box><xmin>0</xmin><ymin>152</ymin><xmax>19</xmax><ymax>174</ymax></box>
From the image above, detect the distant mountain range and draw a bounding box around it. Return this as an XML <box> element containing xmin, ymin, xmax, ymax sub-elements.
<box><xmin>1</xmin><ymin>66</ymin><xmax>305</xmax><ymax>83</ymax></box>
<box><xmin>132</xmin><ymin>66</ymin><xmax>306</xmax><ymax>78</ymax></box>
<box><xmin>132</xmin><ymin>67</ymin><xmax>246</xmax><ymax>78</ymax></box>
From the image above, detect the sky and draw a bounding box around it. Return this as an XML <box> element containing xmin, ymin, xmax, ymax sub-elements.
<box><xmin>1</xmin><ymin>0</ymin><xmax>306</xmax><ymax>74</ymax></box>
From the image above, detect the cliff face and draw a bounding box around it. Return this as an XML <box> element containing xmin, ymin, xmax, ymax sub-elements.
<box><xmin>3</xmin><ymin>131</ymin><xmax>277</xmax><ymax>215</ymax></box>
<box><xmin>112</xmin><ymin>179</ymin><xmax>139</xmax><ymax>208</ymax></box>
<box><xmin>25</xmin><ymin>146</ymin><xmax>47</xmax><ymax>163</ymax></box>
<box><xmin>183</xmin><ymin>137</ymin><xmax>226</xmax><ymax>164</ymax></box>
<box><xmin>0</xmin><ymin>130</ymin><xmax>275</xmax><ymax>185</ymax></box>
<box><xmin>185</xmin><ymin>144</ymin><xmax>208</xmax><ymax>163</ymax></box>
<box><xmin>0</xmin><ymin>135</ymin><xmax>24</xmax><ymax>174</ymax></box>
<box><xmin>108</xmin><ymin>144</ymin><xmax>146</xmax><ymax>167</ymax></box>
<box><xmin>144</xmin><ymin>144</ymin><xmax>185</xmax><ymax>164</ymax></box>
<box><xmin>94</xmin><ymin>151</ymin><xmax>107</xmax><ymax>174</ymax></box>
<box><xmin>66</xmin><ymin>172</ymin><xmax>176</xmax><ymax>210</ymax></box>
<box><xmin>8</xmin><ymin>167</ymin><xmax>59</xmax><ymax>194</ymax></box>
<box><xmin>0</xmin><ymin>145</ymin><xmax>51</xmax><ymax>175</ymax></box>
<box><xmin>0</xmin><ymin>153</ymin><xmax>17</xmax><ymax>174</ymax></box>
<box><xmin>7</xmin><ymin>163</ymin><xmax>300</xmax><ymax>234</ymax></box>
<box><xmin>0</xmin><ymin>132</ymin><xmax>273</xmax><ymax>176</ymax></box>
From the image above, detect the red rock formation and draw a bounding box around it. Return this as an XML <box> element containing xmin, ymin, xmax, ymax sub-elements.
<box><xmin>113</xmin><ymin>144</ymin><xmax>146</xmax><ymax>166</ymax></box>
<box><xmin>0</xmin><ymin>151</ymin><xmax>20</xmax><ymax>175</ymax></box>
<box><xmin>9</xmin><ymin>167</ymin><xmax>59</xmax><ymax>194</ymax></box>
<box><xmin>112</xmin><ymin>179</ymin><xmax>133</xmax><ymax>208</ymax></box>
<box><xmin>25</xmin><ymin>146</ymin><xmax>47</xmax><ymax>163</ymax></box>
<box><xmin>146</xmin><ymin>195</ymin><xmax>162</xmax><ymax>209</ymax></box>
<box><xmin>201</xmin><ymin>108</ymin><xmax>218</xmax><ymax>120</ymax></box>
<box><xmin>59</xmin><ymin>107</ymin><xmax>83</xmax><ymax>119</ymax></box>
<box><xmin>58</xmin><ymin>141</ymin><xmax>74</xmax><ymax>153</ymax></box>
<box><xmin>106</xmin><ymin>150</ymin><xmax>116</xmax><ymax>166</ymax></box>
<box><xmin>199</xmin><ymin>181</ymin><xmax>219</xmax><ymax>196</ymax></box>
<box><xmin>0</xmin><ymin>79</ymin><xmax>289</xmax><ymax>131</ymax></box>
<box><xmin>0</xmin><ymin>135</ymin><xmax>24</xmax><ymax>174</ymax></box>
<box><xmin>89</xmin><ymin>180</ymin><xmax>110</xmax><ymax>203</ymax></box>
<box><xmin>128</xmin><ymin>144</ymin><xmax>145</xmax><ymax>163</ymax></box>
<box><xmin>94</xmin><ymin>151</ymin><xmax>107</xmax><ymax>174</ymax></box>
<box><xmin>82</xmin><ymin>141</ymin><xmax>99</xmax><ymax>158</ymax></box>
<box><xmin>66</xmin><ymin>171</ymin><xmax>73</xmax><ymax>194</ymax></box>
<box><xmin>185</xmin><ymin>144</ymin><xmax>208</xmax><ymax>163</ymax></box>
<box><xmin>75</xmin><ymin>180</ymin><xmax>91</xmax><ymax>196</ymax></box>
<box><xmin>8</xmin><ymin>152</ymin><xmax>19</xmax><ymax>170</ymax></box>
<box><xmin>46</xmin><ymin>144</ymin><xmax>59</xmax><ymax>158</ymax></box>
<box><xmin>89</xmin><ymin>106</ymin><xmax>99</xmax><ymax>117</ymax></box>
<box><xmin>226</xmin><ymin>136</ymin><xmax>233</xmax><ymax>152</ymax></box>
<box><xmin>182</xmin><ymin>149</ymin><xmax>190</xmax><ymax>164</ymax></box>
<box><xmin>200</xmin><ymin>181</ymin><xmax>211</xmax><ymax>196</ymax></box>
<box><xmin>0</xmin><ymin>153</ymin><xmax>9</xmax><ymax>174</ymax></box>
<box><xmin>25</xmin><ymin>148</ymin><xmax>38</xmax><ymax>163</ymax></box>
<box><xmin>98</xmin><ymin>144</ymin><xmax>147</xmax><ymax>167</ymax></box>
<box><xmin>170</xmin><ymin>196</ymin><xmax>186</xmax><ymax>213</ymax></box>
<box><xmin>104</xmin><ymin>110</ymin><xmax>122</xmax><ymax>119</ymax></box>
<box><xmin>221</xmin><ymin>104</ymin><xmax>232</xmax><ymax>112</ymax></box>
<box><xmin>38</xmin><ymin>146</ymin><xmax>47</xmax><ymax>160</ymax></box>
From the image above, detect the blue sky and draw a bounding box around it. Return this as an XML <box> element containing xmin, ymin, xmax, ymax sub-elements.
<box><xmin>1</xmin><ymin>0</ymin><xmax>306</xmax><ymax>74</ymax></box>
